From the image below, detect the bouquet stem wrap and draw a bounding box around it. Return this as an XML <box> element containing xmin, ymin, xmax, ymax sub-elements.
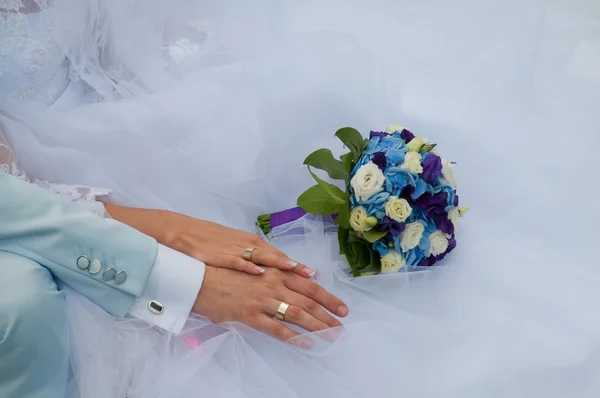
<box><xmin>257</xmin><ymin>207</ymin><xmax>308</xmax><ymax>235</ymax></box>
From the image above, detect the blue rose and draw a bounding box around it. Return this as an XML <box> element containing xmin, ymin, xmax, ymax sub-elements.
<box><xmin>386</xmin><ymin>148</ymin><xmax>407</xmax><ymax>166</ymax></box>
<box><xmin>373</xmin><ymin>240</ymin><xmax>390</xmax><ymax>256</ymax></box>
<box><xmin>380</xmin><ymin>135</ymin><xmax>406</xmax><ymax>152</ymax></box>
<box><xmin>364</xmin><ymin>138</ymin><xmax>383</xmax><ymax>155</ymax></box>
<box><xmin>359</xmin><ymin>191</ymin><xmax>390</xmax><ymax>219</ymax></box>
<box><xmin>411</xmin><ymin>178</ymin><xmax>428</xmax><ymax>200</ymax></box>
<box><xmin>404</xmin><ymin>246</ymin><xmax>426</xmax><ymax>267</ymax></box>
<box><xmin>384</xmin><ymin>167</ymin><xmax>417</xmax><ymax>196</ymax></box>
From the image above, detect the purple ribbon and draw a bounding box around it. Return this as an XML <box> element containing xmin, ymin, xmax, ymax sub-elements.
<box><xmin>269</xmin><ymin>207</ymin><xmax>308</xmax><ymax>229</ymax></box>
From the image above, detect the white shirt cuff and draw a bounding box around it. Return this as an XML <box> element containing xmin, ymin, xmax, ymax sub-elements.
<box><xmin>127</xmin><ymin>244</ymin><xmax>205</xmax><ymax>335</ymax></box>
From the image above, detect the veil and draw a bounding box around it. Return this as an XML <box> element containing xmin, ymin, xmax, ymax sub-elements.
<box><xmin>42</xmin><ymin>0</ymin><xmax>288</xmax><ymax>100</ymax></box>
<box><xmin>2</xmin><ymin>1</ymin><xmax>600</xmax><ymax>396</ymax></box>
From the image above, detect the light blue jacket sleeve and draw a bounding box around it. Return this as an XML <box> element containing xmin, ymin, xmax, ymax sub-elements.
<box><xmin>0</xmin><ymin>173</ymin><xmax>158</xmax><ymax>317</ymax></box>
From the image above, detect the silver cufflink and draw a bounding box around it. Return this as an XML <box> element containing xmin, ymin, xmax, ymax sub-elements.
<box><xmin>148</xmin><ymin>300</ymin><xmax>164</xmax><ymax>314</ymax></box>
<box><xmin>76</xmin><ymin>256</ymin><xmax>91</xmax><ymax>270</ymax></box>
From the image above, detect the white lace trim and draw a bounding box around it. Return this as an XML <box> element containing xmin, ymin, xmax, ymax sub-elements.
<box><xmin>1</xmin><ymin>132</ymin><xmax>112</xmax><ymax>217</ymax></box>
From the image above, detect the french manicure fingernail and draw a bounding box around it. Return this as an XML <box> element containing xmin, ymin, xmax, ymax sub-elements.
<box><xmin>303</xmin><ymin>268</ymin><xmax>316</xmax><ymax>278</ymax></box>
<box><xmin>256</xmin><ymin>267</ymin><xmax>266</xmax><ymax>274</ymax></box>
<box><xmin>337</xmin><ymin>305</ymin><xmax>349</xmax><ymax>317</ymax></box>
<box><xmin>287</xmin><ymin>261</ymin><xmax>300</xmax><ymax>269</ymax></box>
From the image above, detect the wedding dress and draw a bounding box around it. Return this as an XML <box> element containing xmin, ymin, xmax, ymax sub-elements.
<box><xmin>1</xmin><ymin>0</ymin><xmax>600</xmax><ymax>397</ymax></box>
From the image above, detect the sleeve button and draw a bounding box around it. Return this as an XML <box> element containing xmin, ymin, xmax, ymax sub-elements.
<box><xmin>76</xmin><ymin>256</ymin><xmax>91</xmax><ymax>270</ymax></box>
<box><xmin>102</xmin><ymin>268</ymin><xmax>116</xmax><ymax>281</ymax></box>
<box><xmin>113</xmin><ymin>271</ymin><xmax>127</xmax><ymax>285</ymax></box>
<box><xmin>89</xmin><ymin>259</ymin><xmax>102</xmax><ymax>274</ymax></box>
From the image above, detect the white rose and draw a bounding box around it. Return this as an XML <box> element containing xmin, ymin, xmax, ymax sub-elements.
<box><xmin>440</xmin><ymin>158</ymin><xmax>457</xmax><ymax>188</ymax></box>
<box><xmin>448</xmin><ymin>208</ymin><xmax>460</xmax><ymax>227</ymax></box>
<box><xmin>401</xmin><ymin>152</ymin><xmax>423</xmax><ymax>173</ymax></box>
<box><xmin>350</xmin><ymin>162</ymin><xmax>386</xmax><ymax>202</ymax></box>
<box><xmin>406</xmin><ymin>136</ymin><xmax>425</xmax><ymax>152</ymax></box>
<box><xmin>349</xmin><ymin>206</ymin><xmax>378</xmax><ymax>232</ymax></box>
<box><xmin>385</xmin><ymin>197</ymin><xmax>412</xmax><ymax>222</ymax></box>
<box><xmin>380</xmin><ymin>250</ymin><xmax>406</xmax><ymax>274</ymax></box>
<box><xmin>428</xmin><ymin>230</ymin><xmax>449</xmax><ymax>256</ymax></box>
<box><xmin>168</xmin><ymin>38</ymin><xmax>200</xmax><ymax>64</ymax></box>
<box><xmin>399</xmin><ymin>221</ymin><xmax>425</xmax><ymax>252</ymax></box>
<box><xmin>385</xmin><ymin>124</ymin><xmax>408</xmax><ymax>134</ymax></box>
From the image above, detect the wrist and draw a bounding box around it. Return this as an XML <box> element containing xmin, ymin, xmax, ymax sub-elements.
<box><xmin>192</xmin><ymin>266</ymin><xmax>214</xmax><ymax>316</ymax></box>
<box><xmin>104</xmin><ymin>203</ymin><xmax>177</xmax><ymax>245</ymax></box>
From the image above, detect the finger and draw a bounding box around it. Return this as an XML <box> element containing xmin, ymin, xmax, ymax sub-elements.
<box><xmin>250</xmin><ymin>246</ymin><xmax>315</xmax><ymax>278</ymax></box>
<box><xmin>282</xmin><ymin>291</ymin><xmax>342</xmax><ymax>328</ymax></box>
<box><xmin>251</xmin><ymin>236</ymin><xmax>315</xmax><ymax>278</ymax></box>
<box><xmin>203</xmin><ymin>253</ymin><xmax>265</xmax><ymax>275</ymax></box>
<box><xmin>285</xmin><ymin>276</ymin><xmax>349</xmax><ymax>318</ymax></box>
<box><xmin>265</xmin><ymin>298</ymin><xmax>330</xmax><ymax>333</ymax></box>
<box><xmin>250</xmin><ymin>315</ymin><xmax>314</xmax><ymax>349</ymax></box>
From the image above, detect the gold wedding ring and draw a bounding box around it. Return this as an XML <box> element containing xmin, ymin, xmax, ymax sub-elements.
<box><xmin>243</xmin><ymin>247</ymin><xmax>257</xmax><ymax>262</ymax></box>
<box><xmin>276</xmin><ymin>302</ymin><xmax>290</xmax><ymax>321</ymax></box>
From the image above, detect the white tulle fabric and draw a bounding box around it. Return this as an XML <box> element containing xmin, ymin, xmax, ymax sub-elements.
<box><xmin>0</xmin><ymin>131</ymin><xmax>112</xmax><ymax>216</ymax></box>
<box><xmin>1</xmin><ymin>0</ymin><xmax>600</xmax><ymax>397</ymax></box>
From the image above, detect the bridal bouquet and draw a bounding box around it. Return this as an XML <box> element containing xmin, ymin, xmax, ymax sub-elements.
<box><xmin>257</xmin><ymin>125</ymin><xmax>468</xmax><ymax>276</ymax></box>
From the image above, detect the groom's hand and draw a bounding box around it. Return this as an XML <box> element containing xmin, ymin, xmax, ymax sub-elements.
<box><xmin>192</xmin><ymin>266</ymin><xmax>349</xmax><ymax>347</ymax></box>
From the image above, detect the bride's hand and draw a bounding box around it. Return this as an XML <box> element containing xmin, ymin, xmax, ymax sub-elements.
<box><xmin>104</xmin><ymin>204</ymin><xmax>315</xmax><ymax>277</ymax></box>
<box><xmin>164</xmin><ymin>212</ymin><xmax>316</xmax><ymax>277</ymax></box>
<box><xmin>193</xmin><ymin>266</ymin><xmax>348</xmax><ymax>347</ymax></box>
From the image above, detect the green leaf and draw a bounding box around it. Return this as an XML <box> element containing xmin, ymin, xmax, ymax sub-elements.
<box><xmin>334</xmin><ymin>198</ymin><xmax>351</xmax><ymax>229</ymax></box>
<box><xmin>351</xmin><ymin>246</ymin><xmax>382</xmax><ymax>277</ymax></box>
<box><xmin>353</xmin><ymin>242</ymin><xmax>372</xmax><ymax>271</ymax></box>
<box><xmin>348</xmin><ymin>231</ymin><xmax>367</xmax><ymax>244</ymax></box>
<box><xmin>340</xmin><ymin>152</ymin><xmax>354</xmax><ymax>178</ymax></box>
<box><xmin>344</xmin><ymin>239</ymin><xmax>359</xmax><ymax>270</ymax></box>
<box><xmin>356</xmin><ymin>251</ymin><xmax>382</xmax><ymax>276</ymax></box>
<box><xmin>308</xmin><ymin>168</ymin><xmax>348</xmax><ymax>206</ymax></box>
<box><xmin>297</xmin><ymin>185</ymin><xmax>345</xmax><ymax>215</ymax></box>
<box><xmin>362</xmin><ymin>229</ymin><xmax>388</xmax><ymax>243</ymax></box>
<box><xmin>459</xmin><ymin>206</ymin><xmax>470</xmax><ymax>217</ymax></box>
<box><xmin>337</xmin><ymin>227</ymin><xmax>350</xmax><ymax>256</ymax></box>
<box><xmin>303</xmin><ymin>148</ymin><xmax>348</xmax><ymax>180</ymax></box>
<box><xmin>335</xmin><ymin>127</ymin><xmax>364</xmax><ymax>156</ymax></box>
<box><xmin>419</xmin><ymin>143</ymin><xmax>437</xmax><ymax>153</ymax></box>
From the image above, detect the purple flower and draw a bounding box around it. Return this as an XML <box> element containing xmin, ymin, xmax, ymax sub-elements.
<box><xmin>418</xmin><ymin>256</ymin><xmax>435</xmax><ymax>267</ymax></box>
<box><xmin>421</xmin><ymin>154</ymin><xmax>443</xmax><ymax>183</ymax></box>
<box><xmin>434</xmin><ymin>212</ymin><xmax>454</xmax><ymax>235</ymax></box>
<box><xmin>370</xmin><ymin>131</ymin><xmax>387</xmax><ymax>139</ymax></box>
<box><xmin>400</xmin><ymin>185</ymin><xmax>415</xmax><ymax>201</ymax></box>
<box><xmin>372</xmin><ymin>152</ymin><xmax>387</xmax><ymax>171</ymax></box>
<box><xmin>379</xmin><ymin>216</ymin><xmax>406</xmax><ymax>235</ymax></box>
<box><xmin>400</xmin><ymin>129</ymin><xmax>415</xmax><ymax>143</ymax></box>
<box><xmin>413</xmin><ymin>191</ymin><xmax>448</xmax><ymax>218</ymax></box>
<box><xmin>417</xmin><ymin>236</ymin><xmax>456</xmax><ymax>266</ymax></box>
<box><xmin>453</xmin><ymin>193</ymin><xmax>459</xmax><ymax>207</ymax></box>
